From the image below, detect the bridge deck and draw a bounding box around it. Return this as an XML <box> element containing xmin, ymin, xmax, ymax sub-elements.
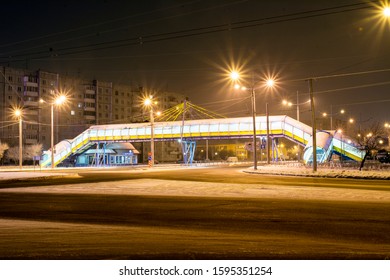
<box><xmin>40</xmin><ymin>115</ymin><xmax>364</xmax><ymax>167</ymax></box>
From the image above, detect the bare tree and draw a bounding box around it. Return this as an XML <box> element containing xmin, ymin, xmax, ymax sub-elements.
<box><xmin>6</xmin><ymin>146</ymin><xmax>20</xmax><ymax>164</ymax></box>
<box><xmin>353</xmin><ymin>122</ymin><xmax>386</xmax><ymax>171</ymax></box>
<box><xmin>0</xmin><ymin>142</ymin><xmax>9</xmax><ymax>162</ymax></box>
<box><xmin>24</xmin><ymin>144</ymin><xmax>43</xmax><ymax>161</ymax></box>
<box><xmin>6</xmin><ymin>144</ymin><xmax>43</xmax><ymax>165</ymax></box>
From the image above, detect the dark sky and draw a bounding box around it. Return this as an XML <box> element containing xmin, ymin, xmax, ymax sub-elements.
<box><xmin>1</xmin><ymin>0</ymin><xmax>390</xmax><ymax>127</ymax></box>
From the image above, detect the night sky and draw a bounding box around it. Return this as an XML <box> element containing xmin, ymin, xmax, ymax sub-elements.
<box><xmin>1</xmin><ymin>0</ymin><xmax>389</xmax><ymax>127</ymax></box>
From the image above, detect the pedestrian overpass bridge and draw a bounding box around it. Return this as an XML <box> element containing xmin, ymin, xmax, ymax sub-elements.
<box><xmin>40</xmin><ymin>115</ymin><xmax>365</xmax><ymax>168</ymax></box>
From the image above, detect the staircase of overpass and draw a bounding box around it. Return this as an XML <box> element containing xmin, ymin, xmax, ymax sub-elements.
<box><xmin>40</xmin><ymin>115</ymin><xmax>365</xmax><ymax>168</ymax></box>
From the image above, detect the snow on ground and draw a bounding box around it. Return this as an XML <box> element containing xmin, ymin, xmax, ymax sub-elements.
<box><xmin>0</xmin><ymin>168</ymin><xmax>389</xmax><ymax>203</ymax></box>
<box><xmin>0</xmin><ymin>171</ymin><xmax>69</xmax><ymax>181</ymax></box>
<box><xmin>243</xmin><ymin>163</ymin><xmax>390</xmax><ymax>180</ymax></box>
<box><xmin>1</xmin><ymin>177</ymin><xmax>389</xmax><ymax>203</ymax></box>
<box><xmin>1</xmin><ymin>162</ymin><xmax>390</xmax><ymax>181</ymax></box>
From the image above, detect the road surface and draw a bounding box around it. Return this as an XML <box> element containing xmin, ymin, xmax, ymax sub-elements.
<box><xmin>0</xmin><ymin>165</ymin><xmax>389</xmax><ymax>259</ymax></box>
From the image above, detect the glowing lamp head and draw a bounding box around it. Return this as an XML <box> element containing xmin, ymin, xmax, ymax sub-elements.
<box><xmin>230</xmin><ymin>71</ymin><xmax>240</xmax><ymax>81</ymax></box>
<box><xmin>384</xmin><ymin>7</ymin><xmax>390</xmax><ymax>17</ymax></box>
<box><xmin>265</xmin><ymin>79</ymin><xmax>275</xmax><ymax>88</ymax></box>
<box><xmin>55</xmin><ymin>95</ymin><xmax>67</xmax><ymax>105</ymax></box>
<box><xmin>14</xmin><ymin>109</ymin><xmax>22</xmax><ymax>117</ymax></box>
<box><xmin>144</xmin><ymin>98</ymin><xmax>152</xmax><ymax>106</ymax></box>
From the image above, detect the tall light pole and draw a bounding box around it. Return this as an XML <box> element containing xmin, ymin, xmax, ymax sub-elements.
<box><xmin>231</xmin><ymin>71</ymin><xmax>275</xmax><ymax>169</ymax></box>
<box><xmin>308</xmin><ymin>79</ymin><xmax>317</xmax><ymax>172</ymax></box>
<box><xmin>51</xmin><ymin>103</ymin><xmax>55</xmax><ymax>169</ymax></box>
<box><xmin>41</xmin><ymin>94</ymin><xmax>67</xmax><ymax>169</ymax></box>
<box><xmin>384</xmin><ymin>6</ymin><xmax>390</xmax><ymax>17</ymax></box>
<box><xmin>14</xmin><ymin>109</ymin><xmax>23</xmax><ymax>169</ymax></box>
<box><xmin>144</xmin><ymin>96</ymin><xmax>158</xmax><ymax>167</ymax></box>
<box><xmin>282</xmin><ymin>93</ymin><xmax>311</xmax><ymax>122</ymax></box>
<box><xmin>322</xmin><ymin>105</ymin><xmax>345</xmax><ymax>131</ymax></box>
<box><xmin>265</xmin><ymin>79</ymin><xmax>275</xmax><ymax>165</ymax></box>
<box><xmin>251</xmin><ymin>87</ymin><xmax>258</xmax><ymax>168</ymax></box>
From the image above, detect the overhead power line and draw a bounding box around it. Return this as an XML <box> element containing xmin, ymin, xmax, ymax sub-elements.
<box><xmin>0</xmin><ymin>1</ymin><xmax>381</xmax><ymax>63</ymax></box>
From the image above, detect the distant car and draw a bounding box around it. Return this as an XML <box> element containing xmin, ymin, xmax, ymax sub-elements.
<box><xmin>376</xmin><ymin>150</ymin><xmax>390</xmax><ymax>163</ymax></box>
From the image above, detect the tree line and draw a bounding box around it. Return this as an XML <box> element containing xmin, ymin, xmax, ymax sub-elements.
<box><xmin>0</xmin><ymin>143</ymin><xmax>42</xmax><ymax>165</ymax></box>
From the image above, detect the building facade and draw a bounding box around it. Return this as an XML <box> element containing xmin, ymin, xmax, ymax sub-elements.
<box><xmin>0</xmin><ymin>66</ymin><xmax>186</xmax><ymax>164</ymax></box>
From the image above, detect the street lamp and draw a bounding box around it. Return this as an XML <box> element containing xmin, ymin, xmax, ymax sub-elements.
<box><xmin>41</xmin><ymin>94</ymin><xmax>67</xmax><ymax>169</ymax></box>
<box><xmin>230</xmin><ymin>71</ymin><xmax>275</xmax><ymax>169</ymax></box>
<box><xmin>322</xmin><ymin>106</ymin><xmax>345</xmax><ymax>131</ymax></box>
<box><xmin>14</xmin><ymin>109</ymin><xmax>23</xmax><ymax>169</ymax></box>
<box><xmin>384</xmin><ymin>6</ymin><xmax>390</xmax><ymax>17</ymax></box>
<box><xmin>51</xmin><ymin>95</ymin><xmax>67</xmax><ymax>168</ymax></box>
<box><xmin>282</xmin><ymin>95</ymin><xmax>310</xmax><ymax>122</ymax></box>
<box><xmin>143</xmin><ymin>96</ymin><xmax>158</xmax><ymax>167</ymax></box>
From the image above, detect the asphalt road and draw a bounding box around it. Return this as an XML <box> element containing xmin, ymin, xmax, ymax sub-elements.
<box><xmin>0</xmin><ymin>166</ymin><xmax>389</xmax><ymax>259</ymax></box>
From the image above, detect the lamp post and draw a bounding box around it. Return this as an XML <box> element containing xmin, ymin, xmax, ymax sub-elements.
<box><xmin>231</xmin><ymin>71</ymin><xmax>275</xmax><ymax>169</ymax></box>
<box><xmin>308</xmin><ymin>79</ymin><xmax>317</xmax><ymax>172</ymax></box>
<box><xmin>282</xmin><ymin>93</ymin><xmax>311</xmax><ymax>122</ymax></box>
<box><xmin>144</xmin><ymin>96</ymin><xmax>158</xmax><ymax>167</ymax></box>
<box><xmin>322</xmin><ymin>105</ymin><xmax>345</xmax><ymax>131</ymax></box>
<box><xmin>384</xmin><ymin>6</ymin><xmax>390</xmax><ymax>17</ymax></box>
<box><xmin>52</xmin><ymin>95</ymin><xmax>67</xmax><ymax>169</ymax></box>
<box><xmin>41</xmin><ymin>94</ymin><xmax>67</xmax><ymax>169</ymax></box>
<box><xmin>14</xmin><ymin>109</ymin><xmax>23</xmax><ymax>169</ymax></box>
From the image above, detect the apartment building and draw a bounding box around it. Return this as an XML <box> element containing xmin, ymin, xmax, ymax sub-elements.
<box><xmin>0</xmin><ymin>66</ymin><xmax>186</xmax><ymax>163</ymax></box>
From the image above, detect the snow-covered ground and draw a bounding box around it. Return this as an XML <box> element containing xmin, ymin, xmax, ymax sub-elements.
<box><xmin>243</xmin><ymin>163</ymin><xmax>390</xmax><ymax>179</ymax></box>
<box><xmin>0</xmin><ymin>171</ymin><xmax>69</xmax><ymax>181</ymax></box>
<box><xmin>1</xmin><ymin>162</ymin><xmax>390</xmax><ymax>181</ymax></box>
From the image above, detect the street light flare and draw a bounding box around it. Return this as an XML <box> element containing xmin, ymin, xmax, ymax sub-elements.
<box><xmin>265</xmin><ymin>79</ymin><xmax>275</xmax><ymax>88</ymax></box>
<box><xmin>54</xmin><ymin>95</ymin><xmax>67</xmax><ymax>106</ymax></box>
<box><xmin>144</xmin><ymin>97</ymin><xmax>152</xmax><ymax>106</ymax></box>
<box><xmin>230</xmin><ymin>71</ymin><xmax>240</xmax><ymax>81</ymax></box>
<box><xmin>14</xmin><ymin>109</ymin><xmax>22</xmax><ymax>117</ymax></box>
<box><xmin>384</xmin><ymin>7</ymin><xmax>390</xmax><ymax>17</ymax></box>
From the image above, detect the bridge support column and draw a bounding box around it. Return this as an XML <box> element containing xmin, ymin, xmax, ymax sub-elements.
<box><xmin>95</xmin><ymin>142</ymin><xmax>100</xmax><ymax>167</ymax></box>
<box><xmin>181</xmin><ymin>140</ymin><xmax>196</xmax><ymax>165</ymax></box>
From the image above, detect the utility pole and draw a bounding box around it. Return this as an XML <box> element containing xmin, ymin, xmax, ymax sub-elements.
<box><xmin>251</xmin><ymin>88</ymin><xmax>258</xmax><ymax>169</ymax></box>
<box><xmin>266</xmin><ymin>102</ymin><xmax>270</xmax><ymax>164</ymax></box>
<box><xmin>18</xmin><ymin>115</ymin><xmax>22</xmax><ymax>169</ymax></box>
<box><xmin>296</xmin><ymin>91</ymin><xmax>301</xmax><ymax>162</ymax></box>
<box><xmin>308</xmin><ymin>79</ymin><xmax>317</xmax><ymax>172</ymax></box>
<box><xmin>150</xmin><ymin>105</ymin><xmax>154</xmax><ymax>167</ymax></box>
